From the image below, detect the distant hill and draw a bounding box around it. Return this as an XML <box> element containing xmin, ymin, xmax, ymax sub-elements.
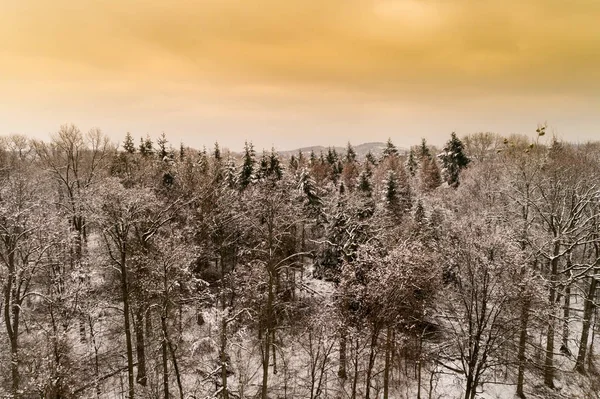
<box><xmin>280</xmin><ymin>142</ymin><xmax>407</xmax><ymax>159</ymax></box>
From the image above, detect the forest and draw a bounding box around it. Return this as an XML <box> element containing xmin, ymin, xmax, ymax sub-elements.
<box><xmin>1</xmin><ymin>125</ymin><xmax>599</xmax><ymax>399</ymax></box>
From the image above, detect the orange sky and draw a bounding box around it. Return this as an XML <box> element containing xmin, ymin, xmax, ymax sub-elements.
<box><xmin>1</xmin><ymin>0</ymin><xmax>599</xmax><ymax>150</ymax></box>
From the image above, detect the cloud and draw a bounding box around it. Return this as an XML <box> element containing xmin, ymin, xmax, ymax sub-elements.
<box><xmin>2</xmin><ymin>0</ymin><xmax>599</xmax><ymax>98</ymax></box>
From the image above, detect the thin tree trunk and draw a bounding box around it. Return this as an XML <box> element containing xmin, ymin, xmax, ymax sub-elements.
<box><xmin>544</xmin><ymin>243</ymin><xmax>560</xmax><ymax>389</ymax></box>
<box><xmin>383</xmin><ymin>326</ymin><xmax>392</xmax><ymax>399</ymax></box>
<box><xmin>220</xmin><ymin>314</ymin><xmax>230</xmax><ymax>399</ymax></box>
<box><xmin>338</xmin><ymin>324</ymin><xmax>347</xmax><ymax>379</ymax></box>
<box><xmin>575</xmin><ymin>275</ymin><xmax>597</xmax><ymax>373</ymax></box>
<box><xmin>167</xmin><ymin>335</ymin><xmax>183</xmax><ymax>399</ymax></box>
<box><xmin>351</xmin><ymin>338</ymin><xmax>359</xmax><ymax>399</ymax></box>
<box><xmin>135</xmin><ymin>308</ymin><xmax>147</xmax><ymax>386</ymax></box>
<box><xmin>516</xmin><ymin>299</ymin><xmax>530</xmax><ymax>398</ymax></box>
<box><xmin>162</xmin><ymin>315</ymin><xmax>169</xmax><ymax>399</ymax></box>
<box><xmin>365</xmin><ymin>326</ymin><xmax>379</xmax><ymax>399</ymax></box>
<box><xmin>261</xmin><ymin>272</ymin><xmax>274</xmax><ymax>399</ymax></box>
<box><xmin>119</xmin><ymin>247</ymin><xmax>135</xmax><ymax>399</ymax></box>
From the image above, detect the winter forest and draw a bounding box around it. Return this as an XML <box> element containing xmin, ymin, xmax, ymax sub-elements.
<box><xmin>2</xmin><ymin>125</ymin><xmax>600</xmax><ymax>399</ymax></box>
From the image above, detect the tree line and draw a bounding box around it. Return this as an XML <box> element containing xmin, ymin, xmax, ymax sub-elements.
<box><xmin>0</xmin><ymin>126</ymin><xmax>599</xmax><ymax>398</ymax></box>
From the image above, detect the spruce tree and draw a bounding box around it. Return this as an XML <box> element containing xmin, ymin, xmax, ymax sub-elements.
<box><xmin>406</xmin><ymin>149</ymin><xmax>418</xmax><ymax>177</ymax></box>
<box><xmin>213</xmin><ymin>142</ymin><xmax>222</xmax><ymax>161</ymax></box>
<box><xmin>239</xmin><ymin>141</ymin><xmax>256</xmax><ymax>189</ymax></box>
<box><xmin>123</xmin><ymin>132</ymin><xmax>136</xmax><ymax>154</ymax></box>
<box><xmin>345</xmin><ymin>142</ymin><xmax>357</xmax><ymax>164</ymax></box>
<box><xmin>439</xmin><ymin>132</ymin><xmax>470</xmax><ymax>187</ymax></box>
<box><xmin>382</xmin><ymin>138</ymin><xmax>399</xmax><ymax>160</ymax></box>
<box><xmin>157</xmin><ymin>132</ymin><xmax>169</xmax><ymax>160</ymax></box>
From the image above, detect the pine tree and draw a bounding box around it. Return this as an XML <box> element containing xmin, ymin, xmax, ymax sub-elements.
<box><xmin>365</xmin><ymin>150</ymin><xmax>378</xmax><ymax>166</ymax></box>
<box><xmin>420</xmin><ymin>156</ymin><xmax>442</xmax><ymax>192</ymax></box>
<box><xmin>358</xmin><ymin>170</ymin><xmax>372</xmax><ymax>197</ymax></box>
<box><xmin>345</xmin><ymin>142</ymin><xmax>357</xmax><ymax>164</ymax></box>
<box><xmin>179</xmin><ymin>142</ymin><xmax>185</xmax><ymax>161</ymax></box>
<box><xmin>382</xmin><ymin>138</ymin><xmax>399</xmax><ymax>160</ymax></box>
<box><xmin>289</xmin><ymin>155</ymin><xmax>298</xmax><ymax>171</ymax></box>
<box><xmin>383</xmin><ymin>170</ymin><xmax>399</xmax><ymax>211</ymax></box>
<box><xmin>309</xmin><ymin>150</ymin><xmax>317</xmax><ymax>166</ymax></box>
<box><xmin>418</xmin><ymin>138</ymin><xmax>431</xmax><ymax>159</ymax></box>
<box><xmin>157</xmin><ymin>132</ymin><xmax>169</xmax><ymax>160</ymax></box>
<box><xmin>439</xmin><ymin>132</ymin><xmax>470</xmax><ymax>187</ymax></box>
<box><xmin>268</xmin><ymin>148</ymin><xmax>283</xmax><ymax>181</ymax></box>
<box><xmin>239</xmin><ymin>141</ymin><xmax>256</xmax><ymax>189</ymax></box>
<box><xmin>224</xmin><ymin>155</ymin><xmax>237</xmax><ymax>188</ymax></box>
<box><xmin>258</xmin><ymin>150</ymin><xmax>269</xmax><ymax>180</ymax></box>
<box><xmin>297</xmin><ymin>150</ymin><xmax>305</xmax><ymax>167</ymax></box>
<box><xmin>139</xmin><ymin>135</ymin><xmax>154</xmax><ymax>156</ymax></box>
<box><xmin>406</xmin><ymin>149</ymin><xmax>417</xmax><ymax>177</ymax></box>
<box><xmin>326</xmin><ymin>147</ymin><xmax>338</xmax><ymax>167</ymax></box>
<box><xmin>213</xmin><ymin>142</ymin><xmax>222</xmax><ymax>161</ymax></box>
<box><xmin>123</xmin><ymin>132</ymin><xmax>136</xmax><ymax>154</ymax></box>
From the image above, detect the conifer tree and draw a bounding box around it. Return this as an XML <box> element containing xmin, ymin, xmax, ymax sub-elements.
<box><xmin>239</xmin><ymin>141</ymin><xmax>256</xmax><ymax>189</ymax></box>
<box><xmin>139</xmin><ymin>135</ymin><xmax>154</xmax><ymax>156</ymax></box>
<box><xmin>420</xmin><ymin>155</ymin><xmax>442</xmax><ymax>192</ymax></box>
<box><xmin>382</xmin><ymin>138</ymin><xmax>399</xmax><ymax>160</ymax></box>
<box><xmin>123</xmin><ymin>132</ymin><xmax>136</xmax><ymax>154</ymax></box>
<box><xmin>406</xmin><ymin>149</ymin><xmax>417</xmax><ymax>176</ymax></box>
<box><xmin>418</xmin><ymin>138</ymin><xmax>431</xmax><ymax>159</ymax></box>
<box><xmin>157</xmin><ymin>132</ymin><xmax>169</xmax><ymax>160</ymax></box>
<box><xmin>439</xmin><ymin>132</ymin><xmax>470</xmax><ymax>187</ymax></box>
<box><xmin>344</xmin><ymin>142</ymin><xmax>357</xmax><ymax>164</ymax></box>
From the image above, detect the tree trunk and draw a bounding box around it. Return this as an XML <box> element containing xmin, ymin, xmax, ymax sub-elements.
<box><xmin>383</xmin><ymin>326</ymin><xmax>392</xmax><ymax>399</ymax></box>
<box><xmin>220</xmin><ymin>314</ymin><xmax>229</xmax><ymax>399</ymax></box>
<box><xmin>162</xmin><ymin>315</ymin><xmax>169</xmax><ymax>399</ymax></box>
<box><xmin>351</xmin><ymin>338</ymin><xmax>359</xmax><ymax>399</ymax></box>
<box><xmin>261</xmin><ymin>272</ymin><xmax>274</xmax><ymax>399</ymax></box>
<box><xmin>338</xmin><ymin>324</ymin><xmax>347</xmax><ymax>380</ymax></box>
<box><xmin>544</xmin><ymin>244</ymin><xmax>560</xmax><ymax>389</ymax></box>
<box><xmin>562</xmin><ymin>283</ymin><xmax>571</xmax><ymax>350</ymax></box>
<box><xmin>119</xmin><ymin>247</ymin><xmax>135</xmax><ymax>399</ymax></box>
<box><xmin>516</xmin><ymin>299</ymin><xmax>530</xmax><ymax>398</ymax></box>
<box><xmin>135</xmin><ymin>308</ymin><xmax>147</xmax><ymax>386</ymax></box>
<box><xmin>365</xmin><ymin>326</ymin><xmax>379</xmax><ymax>399</ymax></box>
<box><xmin>575</xmin><ymin>275</ymin><xmax>597</xmax><ymax>373</ymax></box>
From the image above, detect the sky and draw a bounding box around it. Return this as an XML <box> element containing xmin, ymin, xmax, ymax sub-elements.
<box><xmin>1</xmin><ymin>0</ymin><xmax>599</xmax><ymax>151</ymax></box>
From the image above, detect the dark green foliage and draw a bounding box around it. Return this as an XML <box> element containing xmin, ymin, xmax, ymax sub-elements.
<box><xmin>439</xmin><ymin>132</ymin><xmax>470</xmax><ymax>187</ymax></box>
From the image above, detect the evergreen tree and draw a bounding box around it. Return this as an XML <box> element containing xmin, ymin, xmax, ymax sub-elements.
<box><xmin>406</xmin><ymin>149</ymin><xmax>418</xmax><ymax>177</ymax></box>
<box><xmin>326</xmin><ymin>147</ymin><xmax>338</xmax><ymax>166</ymax></box>
<box><xmin>157</xmin><ymin>132</ymin><xmax>169</xmax><ymax>160</ymax></box>
<box><xmin>198</xmin><ymin>147</ymin><xmax>209</xmax><ymax>174</ymax></box>
<box><xmin>139</xmin><ymin>135</ymin><xmax>154</xmax><ymax>157</ymax></box>
<box><xmin>258</xmin><ymin>150</ymin><xmax>269</xmax><ymax>180</ymax></box>
<box><xmin>309</xmin><ymin>150</ymin><xmax>317</xmax><ymax>165</ymax></box>
<box><xmin>289</xmin><ymin>154</ymin><xmax>298</xmax><ymax>171</ymax></box>
<box><xmin>297</xmin><ymin>150</ymin><xmax>305</xmax><ymax>167</ymax></box>
<box><xmin>420</xmin><ymin>156</ymin><xmax>442</xmax><ymax>192</ymax></box>
<box><xmin>345</xmin><ymin>142</ymin><xmax>357</xmax><ymax>164</ymax></box>
<box><xmin>267</xmin><ymin>148</ymin><xmax>283</xmax><ymax>181</ymax></box>
<box><xmin>213</xmin><ymin>142</ymin><xmax>222</xmax><ymax>161</ymax></box>
<box><xmin>419</xmin><ymin>138</ymin><xmax>431</xmax><ymax>159</ymax></box>
<box><xmin>382</xmin><ymin>138</ymin><xmax>399</xmax><ymax>160</ymax></box>
<box><xmin>224</xmin><ymin>155</ymin><xmax>238</xmax><ymax>188</ymax></box>
<box><xmin>439</xmin><ymin>132</ymin><xmax>470</xmax><ymax>187</ymax></box>
<box><xmin>179</xmin><ymin>142</ymin><xmax>185</xmax><ymax>161</ymax></box>
<box><xmin>123</xmin><ymin>132</ymin><xmax>136</xmax><ymax>154</ymax></box>
<box><xmin>365</xmin><ymin>150</ymin><xmax>378</xmax><ymax>166</ymax></box>
<box><xmin>358</xmin><ymin>170</ymin><xmax>372</xmax><ymax>197</ymax></box>
<box><xmin>239</xmin><ymin>141</ymin><xmax>256</xmax><ymax>189</ymax></box>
